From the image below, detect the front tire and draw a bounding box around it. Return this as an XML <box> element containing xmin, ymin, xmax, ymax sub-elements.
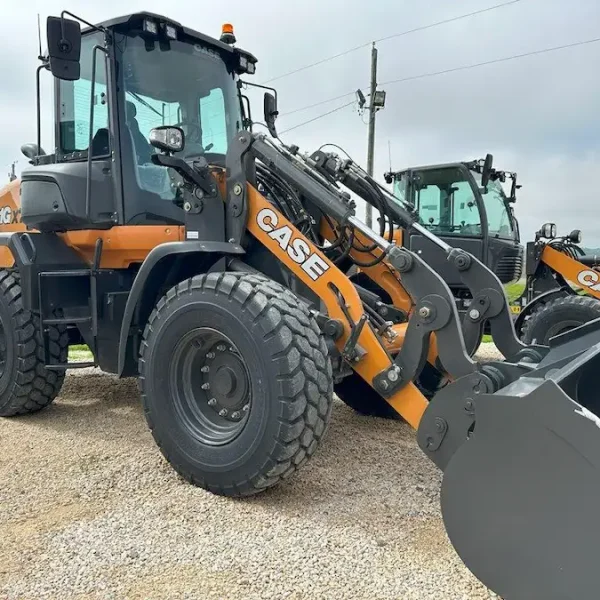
<box><xmin>521</xmin><ymin>295</ymin><xmax>600</xmax><ymax>345</ymax></box>
<box><xmin>0</xmin><ymin>270</ymin><xmax>68</xmax><ymax>417</ymax></box>
<box><xmin>139</xmin><ymin>272</ymin><xmax>334</xmax><ymax>497</ymax></box>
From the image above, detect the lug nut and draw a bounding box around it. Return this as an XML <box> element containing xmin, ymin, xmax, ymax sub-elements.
<box><xmin>217</xmin><ymin>344</ymin><xmax>226</xmax><ymax>352</ymax></box>
<box><xmin>469</xmin><ymin>309</ymin><xmax>480</xmax><ymax>320</ymax></box>
<box><xmin>418</xmin><ymin>306</ymin><xmax>431</xmax><ymax>318</ymax></box>
<box><xmin>388</xmin><ymin>369</ymin><xmax>399</xmax><ymax>382</ymax></box>
<box><xmin>208</xmin><ymin>398</ymin><xmax>217</xmax><ymax>406</ymax></box>
<box><xmin>201</xmin><ymin>383</ymin><xmax>210</xmax><ymax>390</ymax></box>
<box><xmin>231</xmin><ymin>411</ymin><xmax>241</xmax><ymax>420</ymax></box>
<box><xmin>206</xmin><ymin>352</ymin><xmax>215</xmax><ymax>359</ymax></box>
<box><xmin>242</xmin><ymin>404</ymin><xmax>250</xmax><ymax>412</ymax></box>
<box><xmin>219</xmin><ymin>408</ymin><xmax>228</xmax><ymax>417</ymax></box>
<box><xmin>201</xmin><ymin>366</ymin><xmax>210</xmax><ymax>373</ymax></box>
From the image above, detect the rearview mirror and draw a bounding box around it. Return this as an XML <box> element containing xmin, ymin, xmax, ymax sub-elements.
<box><xmin>264</xmin><ymin>92</ymin><xmax>278</xmax><ymax>138</ymax></box>
<box><xmin>481</xmin><ymin>153</ymin><xmax>494</xmax><ymax>188</ymax></box>
<box><xmin>149</xmin><ymin>126</ymin><xmax>185</xmax><ymax>154</ymax></box>
<box><xmin>47</xmin><ymin>16</ymin><xmax>82</xmax><ymax>81</ymax></box>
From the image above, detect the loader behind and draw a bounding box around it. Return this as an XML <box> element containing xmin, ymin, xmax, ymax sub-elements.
<box><xmin>0</xmin><ymin>12</ymin><xmax>599</xmax><ymax>599</ymax></box>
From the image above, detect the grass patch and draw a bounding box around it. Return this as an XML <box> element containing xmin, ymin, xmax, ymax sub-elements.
<box><xmin>68</xmin><ymin>344</ymin><xmax>93</xmax><ymax>363</ymax></box>
<box><xmin>505</xmin><ymin>281</ymin><xmax>525</xmax><ymax>302</ymax></box>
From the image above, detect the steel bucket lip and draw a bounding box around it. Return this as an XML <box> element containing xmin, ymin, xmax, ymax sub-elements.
<box><xmin>440</xmin><ymin>375</ymin><xmax>600</xmax><ymax>600</ymax></box>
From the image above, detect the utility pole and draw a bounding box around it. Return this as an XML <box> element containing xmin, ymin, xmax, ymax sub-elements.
<box><xmin>8</xmin><ymin>162</ymin><xmax>17</xmax><ymax>183</ymax></box>
<box><xmin>364</xmin><ymin>43</ymin><xmax>386</xmax><ymax>227</ymax></box>
<box><xmin>365</xmin><ymin>43</ymin><xmax>378</xmax><ymax>228</ymax></box>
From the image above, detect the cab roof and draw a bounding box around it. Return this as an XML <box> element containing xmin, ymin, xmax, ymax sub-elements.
<box><xmin>86</xmin><ymin>12</ymin><xmax>257</xmax><ymax>64</ymax></box>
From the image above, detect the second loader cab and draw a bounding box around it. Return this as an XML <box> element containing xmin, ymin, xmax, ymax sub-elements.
<box><xmin>385</xmin><ymin>155</ymin><xmax>523</xmax><ymax>317</ymax></box>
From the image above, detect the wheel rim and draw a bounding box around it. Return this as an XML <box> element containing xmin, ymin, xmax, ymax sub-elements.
<box><xmin>169</xmin><ymin>327</ymin><xmax>252</xmax><ymax>446</ymax></box>
<box><xmin>544</xmin><ymin>320</ymin><xmax>581</xmax><ymax>343</ymax></box>
<box><xmin>0</xmin><ymin>319</ymin><xmax>6</xmax><ymax>380</ymax></box>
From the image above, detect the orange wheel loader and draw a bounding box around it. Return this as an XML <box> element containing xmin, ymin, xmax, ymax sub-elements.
<box><xmin>0</xmin><ymin>12</ymin><xmax>600</xmax><ymax>599</ymax></box>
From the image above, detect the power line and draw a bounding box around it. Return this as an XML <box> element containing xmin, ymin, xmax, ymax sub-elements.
<box><xmin>380</xmin><ymin>35</ymin><xmax>600</xmax><ymax>86</ymax></box>
<box><xmin>280</xmin><ymin>35</ymin><xmax>600</xmax><ymax>130</ymax></box>
<box><xmin>280</xmin><ymin>91</ymin><xmax>359</xmax><ymax>117</ymax></box>
<box><xmin>279</xmin><ymin>101</ymin><xmax>356</xmax><ymax>135</ymax></box>
<box><xmin>262</xmin><ymin>0</ymin><xmax>523</xmax><ymax>84</ymax></box>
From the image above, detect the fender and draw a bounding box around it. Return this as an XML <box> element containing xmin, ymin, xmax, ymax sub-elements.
<box><xmin>513</xmin><ymin>287</ymin><xmax>572</xmax><ymax>334</ymax></box>
<box><xmin>117</xmin><ymin>240</ymin><xmax>244</xmax><ymax>376</ymax></box>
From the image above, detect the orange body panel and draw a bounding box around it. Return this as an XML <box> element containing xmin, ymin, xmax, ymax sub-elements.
<box><xmin>541</xmin><ymin>245</ymin><xmax>600</xmax><ymax>299</ymax></box>
<box><xmin>0</xmin><ymin>180</ymin><xmax>184</xmax><ymax>269</ymax></box>
<box><xmin>246</xmin><ymin>184</ymin><xmax>428</xmax><ymax>428</ymax></box>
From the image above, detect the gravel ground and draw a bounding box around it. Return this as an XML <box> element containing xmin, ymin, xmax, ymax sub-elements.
<box><xmin>0</xmin><ymin>345</ymin><xmax>502</xmax><ymax>600</ymax></box>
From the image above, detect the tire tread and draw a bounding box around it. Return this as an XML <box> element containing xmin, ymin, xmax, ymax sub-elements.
<box><xmin>138</xmin><ymin>272</ymin><xmax>333</xmax><ymax>496</ymax></box>
<box><xmin>0</xmin><ymin>270</ymin><xmax>68</xmax><ymax>417</ymax></box>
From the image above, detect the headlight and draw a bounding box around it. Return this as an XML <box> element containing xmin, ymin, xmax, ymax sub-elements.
<box><xmin>540</xmin><ymin>222</ymin><xmax>557</xmax><ymax>239</ymax></box>
<box><xmin>165</xmin><ymin>24</ymin><xmax>178</xmax><ymax>40</ymax></box>
<box><xmin>149</xmin><ymin>126</ymin><xmax>185</xmax><ymax>154</ymax></box>
<box><xmin>143</xmin><ymin>19</ymin><xmax>158</xmax><ymax>35</ymax></box>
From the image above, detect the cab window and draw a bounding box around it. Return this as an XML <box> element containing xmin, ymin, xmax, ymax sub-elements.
<box><xmin>482</xmin><ymin>180</ymin><xmax>516</xmax><ymax>239</ymax></box>
<box><xmin>199</xmin><ymin>88</ymin><xmax>228</xmax><ymax>155</ymax></box>
<box><xmin>58</xmin><ymin>32</ymin><xmax>110</xmax><ymax>158</ymax></box>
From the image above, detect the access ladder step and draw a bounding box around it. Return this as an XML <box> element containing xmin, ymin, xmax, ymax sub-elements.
<box><xmin>45</xmin><ymin>362</ymin><xmax>96</xmax><ymax>371</ymax></box>
<box><xmin>42</xmin><ymin>316</ymin><xmax>92</xmax><ymax>325</ymax></box>
<box><xmin>39</xmin><ymin>269</ymin><xmax>92</xmax><ymax>278</ymax></box>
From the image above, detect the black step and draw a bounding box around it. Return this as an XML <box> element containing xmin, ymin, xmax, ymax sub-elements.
<box><xmin>46</xmin><ymin>362</ymin><xmax>96</xmax><ymax>371</ymax></box>
<box><xmin>42</xmin><ymin>316</ymin><xmax>92</xmax><ymax>325</ymax></box>
<box><xmin>39</xmin><ymin>269</ymin><xmax>91</xmax><ymax>278</ymax></box>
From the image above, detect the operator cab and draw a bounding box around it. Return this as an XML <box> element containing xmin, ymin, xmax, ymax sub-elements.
<box><xmin>19</xmin><ymin>13</ymin><xmax>257</xmax><ymax>231</ymax></box>
<box><xmin>386</xmin><ymin>156</ymin><xmax>523</xmax><ymax>310</ymax></box>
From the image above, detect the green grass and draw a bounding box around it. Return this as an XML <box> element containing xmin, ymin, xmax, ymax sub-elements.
<box><xmin>68</xmin><ymin>344</ymin><xmax>93</xmax><ymax>363</ymax></box>
<box><xmin>504</xmin><ymin>281</ymin><xmax>526</xmax><ymax>302</ymax></box>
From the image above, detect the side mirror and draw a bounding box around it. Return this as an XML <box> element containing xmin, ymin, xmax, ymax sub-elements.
<box><xmin>149</xmin><ymin>126</ymin><xmax>185</xmax><ymax>154</ymax></box>
<box><xmin>21</xmin><ymin>143</ymin><xmax>46</xmax><ymax>160</ymax></box>
<box><xmin>264</xmin><ymin>92</ymin><xmax>279</xmax><ymax>138</ymax></box>
<box><xmin>481</xmin><ymin>153</ymin><xmax>494</xmax><ymax>188</ymax></box>
<box><xmin>46</xmin><ymin>16</ymin><xmax>82</xmax><ymax>81</ymax></box>
<box><xmin>568</xmin><ymin>229</ymin><xmax>582</xmax><ymax>244</ymax></box>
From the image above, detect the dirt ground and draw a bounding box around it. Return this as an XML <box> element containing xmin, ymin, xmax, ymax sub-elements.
<box><xmin>0</xmin><ymin>352</ymin><xmax>501</xmax><ymax>600</ymax></box>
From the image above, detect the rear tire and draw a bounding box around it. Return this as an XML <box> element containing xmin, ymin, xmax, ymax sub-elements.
<box><xmin>521</xmin><ymin>295</ymin><xmax>600</xmax><ymax>345</ymax></box>
<box><xmin>335</xmin><ymin>372</ymin><xmax>401</xmax><ymax>420</ymax></box>
<box><xmin>0</xmin><ymin>270</ymin><xmax>68</xmax><ymax>417</ymax></box>
<box><xmin>139</xmin><ymin>272</ymin><xmax>334</xmax><ymax>497</ymax></box>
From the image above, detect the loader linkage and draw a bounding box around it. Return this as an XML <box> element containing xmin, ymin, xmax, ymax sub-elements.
<box><xmin>224</xmin><ymin>131</ymin><xmax>600</xmax><ymax>599</ymax></box>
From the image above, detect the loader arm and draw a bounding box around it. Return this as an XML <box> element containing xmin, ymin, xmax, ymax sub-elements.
<box><xmin>541</xmin><ymin>244</ymin><xmax>600</xmax><ymax>299</ymax></box>
<box><xmin>221</xmin><ymin>132</ymin><xmax>600</xmax><ymax>600</ymax></box>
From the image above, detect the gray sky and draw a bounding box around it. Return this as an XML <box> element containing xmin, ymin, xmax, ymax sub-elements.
<box><xmin>1</xmin><ymin>0</ymin><xmax>599</xmax><ymax>244</ymax></box>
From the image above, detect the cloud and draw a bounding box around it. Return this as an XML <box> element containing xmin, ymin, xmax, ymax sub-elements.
<box><xmin>0</xmin><ymin>0</ymin><xmax>598</xmax><ymax>244</ymax></box>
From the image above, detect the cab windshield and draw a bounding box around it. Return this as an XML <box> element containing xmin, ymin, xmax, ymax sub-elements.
<box><xmin>118</xmin><ymin>33</ymin><xmax>242</xmax><ymax>200</ymax></box>
<box><xmin>410</xmin><ymin>167</ymin><xmax>482</xmax><ymax>237</ymax></box>
<box><xmin>121</xmin><ymin>35</ymin><xmax>241</xmax><ymax>155</ymax></box>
